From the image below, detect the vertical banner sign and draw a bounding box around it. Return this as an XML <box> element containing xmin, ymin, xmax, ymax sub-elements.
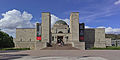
<box><xmin>36</xmin><ymin>23</ymin><xmax>41</xmax><ymax>40</ymax></box>
<box><xmin>79</xmin><ymin>23</ymin><xmax>85</xmax><ymax>42</ymax></box>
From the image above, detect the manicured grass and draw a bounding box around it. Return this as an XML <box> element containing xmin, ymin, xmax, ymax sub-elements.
<box><xmin>0</xmin><ymin>48</ymin><xmax>30</xmax><ymax>51</ymax></box>
<box><xmin>90</xmin><ymin>46</ymin><xmax>120</xmax><ymax>50</ymax></box>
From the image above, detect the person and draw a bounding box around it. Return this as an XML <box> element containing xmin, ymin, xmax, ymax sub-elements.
<box><xmin>60</xmin><ymin>39</ymin><xmax>64</xmax><ymax>46</ymax></box>
<box><xmin>57</xmin><ymin>39</ymin><xmax>61</xmax><ymax>46</ymax></box>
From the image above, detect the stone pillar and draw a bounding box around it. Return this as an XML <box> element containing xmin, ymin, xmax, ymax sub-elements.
<box><xmin>42</xmin><ymin>12</ymin><xmax>51</xmax><ymax>43</ymax></box>
<box><xmin>94</xmin><ymin>28</ymin><xmax>106</xmax><ymax>48</ymax></box>
<box><xmin>70</xmin><ymin>12</ymin><xmax>79</xmax><ymax>42</ymax></box>
<box><xmin>54</xmin><ymin>36</ymin><xmax>57</xmax><ymax>43</ymax></box>
<box><xmin>63</xmin><ymin>36</ymin><xmax>66</xmax><ymax>44</ymax></box>
<box><xmin>69</xmin><ymin>12</ymin><xmax>85</xmax><ymax>50</ymax></box>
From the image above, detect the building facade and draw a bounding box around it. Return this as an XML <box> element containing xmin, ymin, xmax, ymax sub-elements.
<box><xmin>111</xmin><ymin>39</ymin><xmax>120</xmax><ymax>46</ymax></box>
<box><xmin>14</xmin><ymin>12</ymin><xmax>107</xmax><ymax>50</ymax></box>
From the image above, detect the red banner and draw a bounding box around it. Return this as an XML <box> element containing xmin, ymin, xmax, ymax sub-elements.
<box><xmin>80</xmin><ymin>36</ymin><xmax>84</xmax><ymax>40</ymax></box>
<box><xmin>37</xmin><ymin>37</ymin><xmax>41</xmax><ymax>40</ymax></box>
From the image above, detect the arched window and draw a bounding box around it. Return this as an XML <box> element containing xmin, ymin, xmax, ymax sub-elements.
<box><xmin>58</xmin><ymin>31</ymin><xmax>63</xmax><ymax>33</ymax></box>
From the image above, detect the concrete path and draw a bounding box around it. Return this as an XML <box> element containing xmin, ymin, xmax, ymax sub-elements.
<box><xmin>0</xmin><ymin>50</ymin><xmax>120</xmax><ymax>60</ymax></box>
<box><xmin>13</xmin><ymin>56</ymin><xmax>107</xmax><ymax>60</ymax></box>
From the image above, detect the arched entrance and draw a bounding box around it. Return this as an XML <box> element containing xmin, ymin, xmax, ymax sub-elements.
<box><xmin>57</xmin><ymin>36</ymin><xmax>63</xmax><ymax>43</ymax></box>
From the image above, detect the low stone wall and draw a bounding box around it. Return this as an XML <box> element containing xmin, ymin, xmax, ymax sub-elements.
<box><xmin>72</xmin><ymin>42</ymin><xmax>85</xmax><ymax>50</ymax></box>
<box><xmin>14</xmin><ymin>41</ymin><xmax>36</xmax><ymax>49</ymax></box>
<box><xmin>14</xmin><ymin>41</ymin><xmax>47</xmax><ymax>50</ymax></box>
<box><xmin>94</xmin><ymin>42</ymin><xmax>106</xmax><ymax>48</ymax></box>
<box><xmin>85</xmin><ymin>44</ymin><xmax>94</xmax><ymax>49</ymax></box>
<box><xmin>35</xmin><ymin>42</ymin><xmax>47</xmax><ymax>50</ymax></box>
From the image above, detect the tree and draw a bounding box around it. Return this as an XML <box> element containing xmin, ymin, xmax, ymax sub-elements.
<box><xmin>0</xmin><ymin>31</ymin><xmax>14</xmax><ymax>48</ymax></box>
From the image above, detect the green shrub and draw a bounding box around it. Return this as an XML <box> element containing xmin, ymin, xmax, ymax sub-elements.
<box><xmin>0</xmin><ymin>48</ymin><xmax>30</xmax><ymax>50</ymax></box>
<box><xmin>0</xmin><ymin>30</ymin><xmax>14</xmax><ymax>48</ymax></box>
<box><xmin>90</xmin><ymin>46</ymin><xmax>120</xmax><ymax>50</ymax></box>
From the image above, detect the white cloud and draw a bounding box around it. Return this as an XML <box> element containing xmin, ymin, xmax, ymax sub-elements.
<box><xmin>1</xmin><ymin>29</ymin><xmax>16</xmax><ymax>38</ymax></box>
<box><xmin>63</xmin><ymin>19</ymin><xmax>70</xmax><ymax>25</ymax></box>
<box><xmin>51</xmin><ymin>14</ymin><xmax>59</xmax><ymax>26</ymax></box>
<box><xmin>114</xmin><ymin>0</ymin><xmax>120</xmax><ymax>5</ymax></box>
<box><xmin>86</xmin><ymin>26</ymin><xmax>120</xmax><ymax>34</ymax></box>
<box><xmin>105</xmin><ymin>27</ymin><xmax>120</xmax><ymax>34</ymax></box>
<box><xmin>1</xmin><ymin>9</ymin><xmax>120</xmax><ymax>38</ymax></box>
<box><xmin>0</xmin><ymin>9</ymin><xmax>34</xmax><ymax>37</ymax></box>
<box><xmin>51</xmin><ymin>14</ymin><xmax>70</xmax><ymax>26</ymax></box>
<box><xmin>97</xmin><ymin>26</ymin><xmax>120</xmax><ymax>34</ymax></box>
<box><xmin>85</xmin><ymin>26</ymin><xmax>92</xmax><ymax>28</ymax></box>
<box><xmin>0</xmin><ymin>11</ymin><xmax>69</xmax><ymax>37</ymax></box>
<box><xmin>96</xmin><ymin>26</ymin><xmax>106</xmax><ymax>28</ymax></box>
<box><xmin>0</xmin><ymin>9</ymin><xmax>34</xmax><ymax>29</ymax></box>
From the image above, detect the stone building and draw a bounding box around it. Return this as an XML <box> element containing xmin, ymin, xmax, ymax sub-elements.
<box><xmin>14</xmin><ymin>12</ymin><xmax>107</xmax><ymax>50</ymax></box>
<box><xmin>111</xmin><ymin>39</ymin><xmax>120</xmax><ymax>46</ymax></box>
<box><xmin>84</xmin><ymin>28</ymin><xmax>108</xmax><ymax>48</ymax></box>
<box><xmin>51</xmin><ymin>20</ymin><xmax>70</xmax><ymax>44</ymax></box>
<box><xmin>105</xmin><ymin>38</ymin><xmax>112</xmax><ymax>47</ymax></box>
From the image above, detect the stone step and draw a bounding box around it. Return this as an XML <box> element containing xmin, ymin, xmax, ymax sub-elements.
<box><xmin>41</xmin><ymin>44</ymin><xmax>79</xmax><ymax>50</ymax></box>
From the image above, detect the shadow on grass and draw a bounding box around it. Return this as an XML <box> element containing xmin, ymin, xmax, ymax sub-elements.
<box><xmin>0</xmin><ymin>54</ymin><xmax>29</xmax><ymax>60</ymax></box>
<box><xmin>89</xmin><ymin>46</ymin><xmax>120</xmax><ymax>50</ymax></box>
<box><xmin>0</xmin><ymin>48</ymin><xmax>30</xmax><ymax>53</ymax></box>
<box><xmin>0</xmin><ymin>50</ymin><xmax>28</xmax><ymax>53</ymax></box>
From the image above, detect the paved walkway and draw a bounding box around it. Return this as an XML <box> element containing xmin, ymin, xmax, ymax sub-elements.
<box><xmin>13</xmin><ymin>56</ymin><xmax>107</xmax><ymax>60</ymax></box>
<box><xmin>0</xmin><ymin>50</ymin><xmax>120</xmax><ymax>60</ymax></box>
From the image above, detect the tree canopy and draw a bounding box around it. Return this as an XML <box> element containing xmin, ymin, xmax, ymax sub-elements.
<box><xmin>0</xmin><ymin>30</ymin><xmax>14</xmax><ymax>48</ymax></box>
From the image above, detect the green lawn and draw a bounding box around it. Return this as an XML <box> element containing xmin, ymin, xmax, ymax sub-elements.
<box><xmin>0</xmin><ymin>48</ymin><xmax>30</xmax><ymax>51</ymax></box>
<box><xmin>90</xmin><ymin>46</ymin><xmax>120</xmax><ymax>50</ymax></box>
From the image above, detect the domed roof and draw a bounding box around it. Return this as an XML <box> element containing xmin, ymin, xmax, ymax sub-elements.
<box><xmin>55</xmin><ymin>20</ymin><xmax>67</xmax><ymax>25</ymax></box>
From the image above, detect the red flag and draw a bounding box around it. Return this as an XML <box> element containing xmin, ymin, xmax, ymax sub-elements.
<box><xmin>80</xmin><ymin>37</ymin><xmax>84</xmax><ymax>40</ymax></box>
<box><xmin>37</xmin><ymin>37</ymin><xmax>41</xmax><ymax>40</ymax></box>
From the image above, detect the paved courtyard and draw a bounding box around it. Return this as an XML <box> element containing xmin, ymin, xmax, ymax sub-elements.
<box><xmin>0</xmin><ymin>50</ymin><xmax>120</xmax><ymax>60</ymax></box>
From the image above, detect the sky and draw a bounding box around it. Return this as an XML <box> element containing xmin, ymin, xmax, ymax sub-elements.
<box><xmin>0</xmin><ymin>0</ymin><xmax>120</xmax><ymax>37</ymax></box>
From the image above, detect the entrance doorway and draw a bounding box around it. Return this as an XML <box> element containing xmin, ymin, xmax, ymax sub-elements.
<box><xmin>57</xmin><ymin>36</ymin><xmax>63</xmax><ymax>43</ymax></box>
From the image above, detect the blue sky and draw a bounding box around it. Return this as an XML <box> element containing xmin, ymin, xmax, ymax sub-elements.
<box><xmin>0</xmin><ymin>0</ymin><xmax>120</xmax><ymax>37</ymax></box>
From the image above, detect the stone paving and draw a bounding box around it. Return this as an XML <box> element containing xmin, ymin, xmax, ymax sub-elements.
<box><xmin>0</xmin><ymin>50</ymin><xmax>120</xmax><ymax>60</ymax></box>
<box><xmin>41</xmin><ymin>44</ymin><xmax>79</xmax><ymax>50</ymax></box>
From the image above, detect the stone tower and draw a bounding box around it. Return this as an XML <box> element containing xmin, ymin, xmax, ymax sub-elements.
<box><xmin>70</xmin><ymin>12</ymin><xmax>79</xmax><ymax>42</ymax></box>
<box><xmin>42</xmin><ymin>12</ymin><xmax>51</xmax><ymax>43</ymax></box>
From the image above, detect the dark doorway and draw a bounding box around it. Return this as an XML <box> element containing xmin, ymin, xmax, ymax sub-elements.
<box><xmin>58</xmin><ymin>31</ymin><xmax>63</xmax><ymax>33</ymax></box>
<box><xmin>57</xmin><ymin>36</ymin><xmax>63</xmax><ymax>43</ymax></box>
